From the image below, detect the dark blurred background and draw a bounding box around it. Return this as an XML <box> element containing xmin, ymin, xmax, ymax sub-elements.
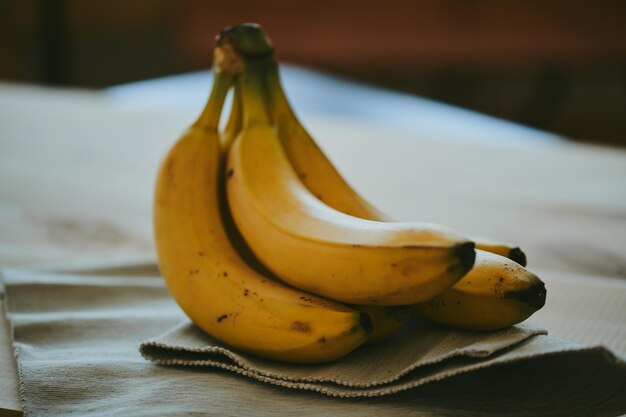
<box><xmin>1</xmin><ymin>0</ymin><xmax>625</xmax><ymax>145</ymax></box>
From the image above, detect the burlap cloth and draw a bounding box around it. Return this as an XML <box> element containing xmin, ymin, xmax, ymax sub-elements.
<box><xmin>2</xmin><ymin>260</ymin><xmax>625</xmax><ymax>416</ymax></box>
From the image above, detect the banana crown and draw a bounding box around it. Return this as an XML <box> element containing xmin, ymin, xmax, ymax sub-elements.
<box><xmin>217</xmin><ymin>24</ymin><xmax>273</xmax><ymax>55</ymax></box>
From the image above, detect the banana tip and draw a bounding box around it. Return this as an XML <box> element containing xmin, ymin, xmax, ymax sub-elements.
<box><xmin>455</xmin><ymin>241</ymin><xmax>476</xmax><ymax>271</ymax></box>
<box><xmin>509</xmin><ymin>247</ymin><xmax>528</xmax><ymax>266</ymax></box>
<box><xmin>358</xmin><ymin>312</ymin><xmax>373</xmax><ymax>336</ymax></box>
<box><xmin>507</xmin><ymin>279</ymin><xmax>547</xmax><ymax>310</ymax></box>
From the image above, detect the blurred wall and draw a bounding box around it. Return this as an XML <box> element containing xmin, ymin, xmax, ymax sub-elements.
<box><xmin>1</xmin><ymin>0</ymin><xmax>625</xmax><ymax>145</ymax></box>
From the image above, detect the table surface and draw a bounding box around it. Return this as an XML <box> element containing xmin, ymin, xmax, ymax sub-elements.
<box><xmin>1</xmin><ymin>72</ymin><xmax>625</xmax><ymax>415</ymax></box>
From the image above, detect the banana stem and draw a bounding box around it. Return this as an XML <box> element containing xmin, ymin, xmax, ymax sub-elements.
<box><xmin>193</xmin><ymin>71</ymin><xmax>233</xmax><ymax>131</ymax></box>
<box><xmin>221</xmin><ymin>82</ymin><xmax>242</xmax><ymax>150</ymax></box>
<box><xmin>264</xmin><ymin>61</ymin><xmax>294</xmax><ymax>121</ymax></box>
<box><xmin>240</xmin><ymin>62</ymin><xmax>272</xmax><ymax>127</ymax></box>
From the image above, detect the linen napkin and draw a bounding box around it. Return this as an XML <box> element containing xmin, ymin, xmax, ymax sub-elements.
<box><xmin>3</xmin><ymin>261</ymin><xmax>626</xmax><ymax>416</ymax></box>
<box><xmin>140</xmin><ymin>320</ymin><xmax>547</xmax><ymax>397</ymax></box>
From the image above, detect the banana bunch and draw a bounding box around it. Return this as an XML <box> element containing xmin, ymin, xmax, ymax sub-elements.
<box><xmin>153</xmin><ymin>24</ymin><xmax>546</xmax><ymax>363</ymax></box>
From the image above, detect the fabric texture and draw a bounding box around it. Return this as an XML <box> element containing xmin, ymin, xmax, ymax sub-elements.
<box><xmin>3</xmin><ymin>261</ymin><xmax>626</xmax><ymax>416</ymax></box>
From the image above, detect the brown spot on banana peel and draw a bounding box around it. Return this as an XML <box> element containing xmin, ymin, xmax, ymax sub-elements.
<box><xmin>227</xmin><ymin>168</ymin><xmax>234</xmax><ymax>179</ymax></box>
<box><xmin>299</xmin><ymin>295</ymin><xmax>328</xmax><ymax>308</ymax></box>
<box><xmin>216</xmin><ymin>314</ymin><xmax>228</xmax><ymax>323</ymax></box>
<box><xmin>290</xmin><ymin>321</ymin><xmax>312</xmax><ymax>333</ymax></box>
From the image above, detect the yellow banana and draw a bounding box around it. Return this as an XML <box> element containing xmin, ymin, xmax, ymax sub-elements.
<box><xmin>153</xmin><ymin>63</ymin><xmax>372</xmax><ymax>363</ymax></box>
<box><xmin>218</xmin><ymin>55</ymin><xmax>409</xmax><ymax>341</ymax></box>
<box><xmin>256</xmin><ymin>63</ymin><xmax>542</xmax><ymax>329</ymax></box>
<box><xmin>225</xmin><ymin>58</ymin><xmax>474</xmax><ymax>306</ymax></box>
<box><xmin>257</xmin><ymin>53</ymin><xmax>527</xmax><ymax>266</ymax></box>
<box><xmin>256</xmin><ymin>65</ymin><xmax>544</xmax><ymax>329</ymax></box>
<box><xmin>256</xmin><ymin>68</ymin><xmax>545</xmax><ymax>330</ymax></box>
<box><xmin>412</xmin><ymin>250</ymin><xmax>546</xmax><ymax>330</ymax></box>
<box><xmin>467</xmin><ymin>236</ymin><xmax>526</xmax><ymax>266</ymax></box>
<box><xmin>219</xmin><ymin>24</ymin><xmax>537</xmax><ymax>336</ymax></box>
<box><xmin>218</xmin><ymin>79</ymin><xmax>271</xmax><ymax>276</ymax></box>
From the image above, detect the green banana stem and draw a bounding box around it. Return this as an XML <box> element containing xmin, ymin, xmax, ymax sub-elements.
<box><xmin>221</xmin><ymin>82</ymin><xmax>242</xmax><ymax>150</ymax></box>
<box><xmin>193</xmin><ymin>71</ymin><xmax>233</xmax><ymax>131</ymax></box>
<box><xmin>239</xmin><ymin>62</ymin><xmax>273</xmax><ymax>128</ymax></box>
<box><xmin>264</xmin><ymin>60</ymin><xmax>295</xmax><ymax>122</ymax></box>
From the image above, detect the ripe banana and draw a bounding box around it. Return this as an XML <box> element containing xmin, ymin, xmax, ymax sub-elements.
<box><xmin>225</xmin><ymin>58</ymin><xmax>475</xmax><ymax>306</ymax></box>
<box><xmin>412</xmin><ymin>250</ymin><xmax>546</xmax><ymax>330</ymax></box>
<box><xmin>153</xmin><ymin>66</ymin><xmax>372</xmax><ymax>363</ymax></box>
<box><xmin>467</xmin><ymin>236</ymin><xmax>527</xmax><ymax>266</ymax></box>
<box><xmin>258</xmin><ymin>52</ymin><xmax>527</xmax><ymax>266</ymax></box>
<box><xmin>218</xmin><ymin>49</ymin><xmax>411</xmax><ymax>341</ymax></box>
<box><xmin>218</xmin><ymin>24</ymin><xmax>539</xmax><ymax>337</ymax></box>
<box><xmin>256</xmin><ymin>67</ymin><xmax>546</xmax><ymax>330</ymax></box>
<box><xmin>255</xmin><ymin>63</ymin><xmax>545</xmax><ymax>330</ymax></box>
<box><xmin>255</xmin><ymin>60</ymin><xmax>542</xmax><ymax>329</ymax></box>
